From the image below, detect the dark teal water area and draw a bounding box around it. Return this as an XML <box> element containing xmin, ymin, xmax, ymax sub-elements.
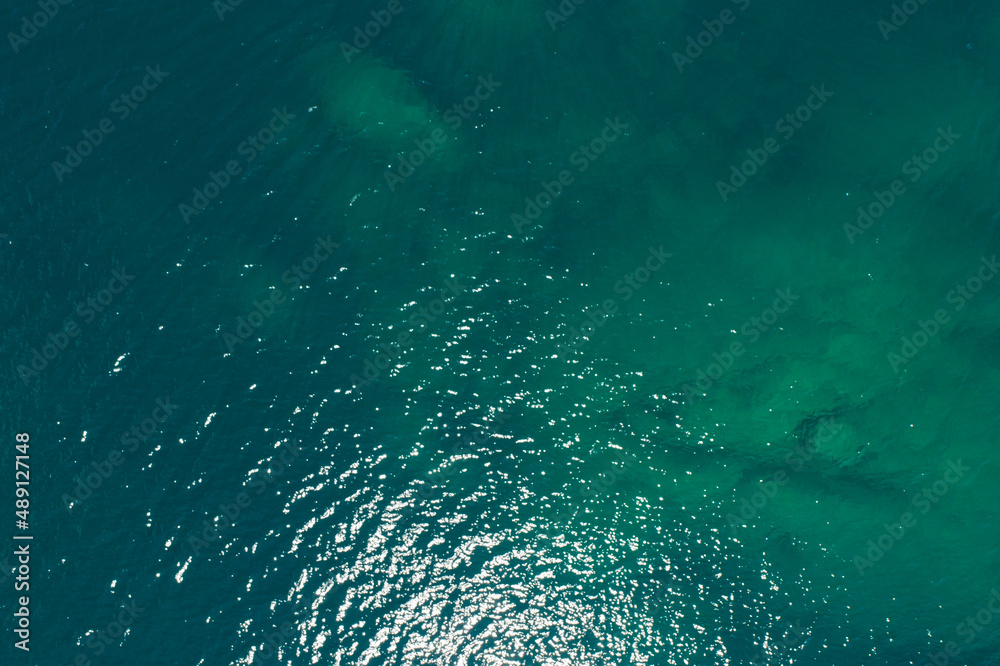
<box><xmin>3</xmin><ymin>0</ymin><xmax>1000</xmax><ymax>664</ymax></box>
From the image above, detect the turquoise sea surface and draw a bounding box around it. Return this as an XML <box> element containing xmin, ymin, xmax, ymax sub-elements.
<box><xmin>3</xmin><ymin>0</ymin><xmax>1000</xmax><ymax>664</ymax></box>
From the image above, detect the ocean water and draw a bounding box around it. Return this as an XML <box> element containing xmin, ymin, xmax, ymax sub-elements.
<box><xmin>3</xmin><ymin>0</ymin><xmax>1000</xmax><ymax>664</ymax></box>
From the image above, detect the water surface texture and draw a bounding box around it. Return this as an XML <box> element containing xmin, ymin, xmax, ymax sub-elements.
<box><xmin>3</xmin><ymin>1</ymin><xmax>1000</xmax><ymax>664</ymax></box>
